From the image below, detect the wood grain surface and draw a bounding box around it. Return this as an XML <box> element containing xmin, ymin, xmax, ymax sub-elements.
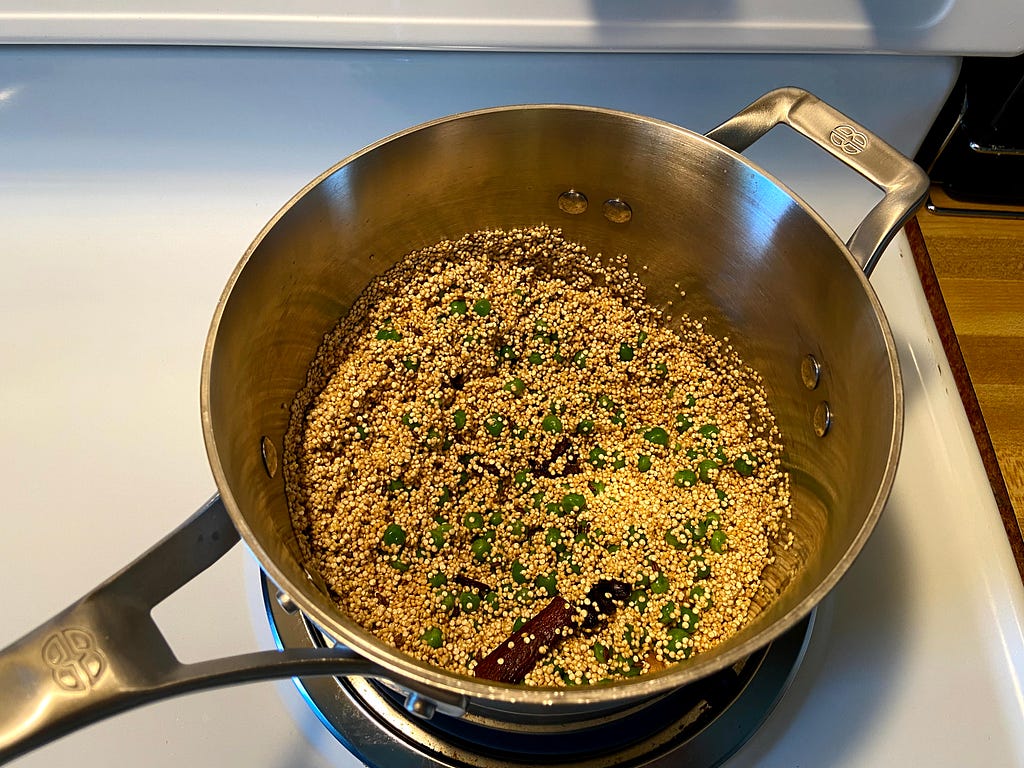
<box><xmin>914</xmin><ymin>206</ymin><xmax>1024</xmax><ymax>527</ymax></box>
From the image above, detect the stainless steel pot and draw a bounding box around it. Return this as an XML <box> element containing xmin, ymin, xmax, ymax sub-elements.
<box><xmin>0</xmin><ymin>88</ymin><xmax>927</xmax><ymax>762</ymax></box>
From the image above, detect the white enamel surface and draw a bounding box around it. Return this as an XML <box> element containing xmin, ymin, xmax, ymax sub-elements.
<box><xmin>1</xmin><ymin>47</ymin><xmax>1022</xmax><ymax>767</ymax></box>
<box><xmin>0</xmin><ymin>0</ymin><xmax>1022</xmax><ymax>55</ymax></box>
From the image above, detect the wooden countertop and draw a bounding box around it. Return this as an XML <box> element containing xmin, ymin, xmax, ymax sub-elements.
<box><xmin>910</xmin><ymin>202</ymin><xmax>1024</xmax><ymax>565</ymax></box>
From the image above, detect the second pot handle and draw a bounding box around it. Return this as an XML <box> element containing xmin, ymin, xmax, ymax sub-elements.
<box><xmin>0</xmin><ymin>496</ymin><xmax>467</xmax><ymax>765</ymax></box>
<box><xmin>705</xmin><ymin>86</ymin><xmax>929</xmax><ymax>276</ymax></box>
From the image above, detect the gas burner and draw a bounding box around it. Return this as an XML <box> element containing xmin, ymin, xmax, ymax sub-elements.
<box><xmin>262</xmin><ymin>574</ymin><xmax>813</xmax><ymax>767</ymax></box>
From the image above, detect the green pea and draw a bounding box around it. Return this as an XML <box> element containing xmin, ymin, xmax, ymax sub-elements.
<box><xmin>388</xmin><ymin>559</ymin><xmax>409</xmax><ymax>572</ymax></box>
<box><xmin>710</xmin><ymin>530</ymin><xmax>728</xmax><ymax>553</ymax></box>
<box><xmin>626</xmin><ymin>525</ymin><xmax>647</xmax><ymax>547</ymax></box>
<box><xmin>561</xmin><ymin>493</ymin><xmax>587</xmax><ymax>514</ymax></box>
<box><xmin>400</xmin><ymin>413</ymin><xmax>420</xmax><ymax>430</ymax></box>
<box><xmin>495</xmin><ymin>345</ymin><xmax>516</xmax><ymax>363</ymax></box>
<box><xmin>512</xmin><ymin>617</ymin><xmax>527</xmax><ymax>632</ymax></box>
<box><xmin>387</xmin><ymin>478</ymin><xmax>407</xmax><ymax>493</ymax></box>
<box><xmin>512</xmin><ymin>559</ymin><xmax>528</xmax><ymax>584</ymax></box>
<box><xmin>638</xmin><ymin>454</ymin><xmax>652</xmax><ymax>472</ymax></box>
<box><xmin>697</xmin><ymin>459</ymin><xmax>719</xmax><ymax>483</ymax></box>
<box><xmin>609</xmin><ymin>409</ymin><xmax>626</xmax><ymax>427</ymax></box>
<box><xmin>618</xmin><ymin>343</ymin><xmax>634</xmax><ymax>361</ymax></box>
<box><xmin>511</xmin><ymin>519</ymin><xmax>527</xmax><ymax>538</ymax></box>
<box><xmin>650</xmin><ymin>573</ymin><xmax>670</xmax><ymax>594</ymax></box>
<box><xmin>576</xmin><ymin>418</ymin><xmax>595</xmax><ymax>435</ymax></box>
<box><xmin>453</xmin><ymin>409</ymin><xmax>467</xmax><ymax>430</ymax></box>
<box><xmin>689</xmin><ymin>584</ymin><xmax>711</xmax><ymax>605</ymax></box>
<box><xmin>597</xmin><ymin>394</ymin><xmax>615</xmax><ymax>409</ymax></box>
<box><xmin>734</xmin><ymin>454</ymin><xmax>757</xmax><ymax>477</ymax></box>
<box><xmin>674</xmin><ymin>413</ymin><xmax>693</xmax><ymax>434</ymax></box>
<box><xmin>542</xmin><ymin>414</ymin><xmax>563</xmax><ymax>434</ymax></box>
<box><xmin>459</xmin><ymin>592</ymin><xmax>481</xmax><ymax>612</ymax></box>
<box><xmin>534</xmin><ymin>572</ymin><xmax>558</xmax><ymax>597</ymax></box>
<box><xmin>427</xmin><ymin>571</ymin><xmax>447</xmax><ymax>588</ymax></box>
<box><xmin>381</xmin><ymin>523</ymin><xmax>406</xmax><ymax>547</ymax></box>
<box><xmin>513</xmin><ymin>586</ymin><xmax>533</xmax><ymax>604</ymax></box>
<box><xmin>449</xmin><ymin>299</ymin><xmax>468</xmax><ymax>315</ymax></box>
<box><xmin>473</xmin><ymin>298</ymin><xmax>492</xmax><ymax>316</ymax></box>
<box><xmin>698</xmin><ymin>424</ymin><xmax>720</xmax><ymax>439</ymax></box>
<box><xmin>402</xmin><ymin>356</ymin><xmax>420</xmax><ymax>371</ymax></box>
<box><xmin>628</xmin><ymin>588</ymin><xmax>649</xmax><ymax>613</ymax></box>
<box><xmin>435</xmin><ymin>487</ymin><xmax>451</xmax><ymax>508</ymax></box>
<box><xmin>375</xmin><ymin>326</ymin><xmax>402</xmax><ymax>341</ymax></box>
<box><xmin>704</xmin><ymin>511</ymin><xmax>721</xmax><ymax>527</ymax></box>
<box><xmin>588</xmin><ymin>446</ymin><xmax>608</xmax><ymax>468</ymax></box>
<box><xmin>654</xmin><ymin>361</ymin><xmax>669</xmax><ymax>376</ymax></box>
<box><xmin>659</xmin><ymin>602</ymin><xmax>678</xmax><ymax>625</ymax></box>
<box><xmin>504</xmin><ymin>377</ymin><xmax>526</xmax><ymax>397</ymax></box>
<box><xmin>664</xmin><ymin>530</ymin><xmax>685</xmax><ymax>550</ymax></box>
<box><xmin>483</xmin><ymin>591</ymin><xmax>500</xmax><ymax>611</ymax></box>
<box><xmin>691</xmin><ymin>555</ymin><xmax>711</xmax><ymax>580</ymax></box>
<box><xmin>716</xmin><ymin>488</ymin><xmax>729</xmax><ymax>506</ymax></box>
<box><xmin>544</xmin><ymin>527</ymin><xmax>564</xmax><ymax>548</ymax></box>
<box><xmin>588</xmin><ymin>479</ymin><xmax>606</xmax><ymax>496</ymax></box>
<box><xmin>674</xmin><ymin>469</ymin><xmax>697</xmax><ymax>488</ymax></box>
<box><xmin>440</xmin><ymin>592</ymin><xmax>457</xmax><ymax>611</ymax></box>
<box><xmin>678</xmin><ymin>608</ymin><xmax>700</xmax><ymax>633</ymax></box>
<box><xmin>528</xmin><ymin>351</ymin><xmax>543</xmax><ymax>365</ymax></box>
<box><xmin>488</xmin><ymin>509</ymin><xmax>503</xmax><ymax>525</ymax></box>
<box><xmin>471</xmin><ymin>537</ymin><xmax>492</xmax><ymax>561</ymax></box>
<box><xmin>593</xmin><ymin>642</ymin><xmax>609</xmax><ymax>664</ymax></box>
<box><xmin>463</xmin><ymin>511</ymin><xmax>485</xmax><ymax>529</ymax></box>
<box><xmin>643</xmin><ymin>427</ymin><xmax>670</xmax><ymax>446</ymax></box>
<box><xmin>428</xmin><ymin>525</ymin><xmax>450</xmax><ymax>550</ymax></box>
<box><xmin>664</xmin><ymin>628</ymin><xmax>691</xmax><ymax>657</ymax></box>
<box><xmin>684</xmin><ymin>519</ymin><xmax>708</xmax><ymax>540</ymax></box>
<box><xmin>420</xmin><ymin>626</ymin><xmax>443</xmax><ymax>648</ymax></box>
<box><xmin>484</xmin><ymin>413</ymin><xmax>506</xmax><ymax>437</ymax></box>
<box><xmin>511</xmin><ymin>470</ymin><xmax>533</xmax><ymax>492</ymax></box>
<box><xmin>572</xmin><ymin>350</ymin><xmax>588</xmax><ymax>369</ymax></box>
<box><xmin>637</xmin><ymin>331</ymin><xmax>648</xmax><ymax>346</ymax></box>
<box><xmin>546</xmin><ymin>501</ymin><xmax>563</xmax><ymax>517</ymax></box>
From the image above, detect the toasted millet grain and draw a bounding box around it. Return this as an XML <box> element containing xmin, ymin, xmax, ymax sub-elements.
<box><xmin>284</xmin><ymin>226</ymin><xmax>792</xmax><ymax>686</ymax></box>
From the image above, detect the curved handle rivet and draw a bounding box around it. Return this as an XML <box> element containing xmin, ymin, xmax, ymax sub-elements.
<box><xmin>602</xmin><ymin>198</ymin><xmax>632</xmax><ymax>224</ymax></box>
<box><xmin>813</xmin><ymin>401</ymin><xmax>833</xmax><ymax>438</ymax></box>
<box><xmin>404</xmin><ymin>691</ymin><xmax>437</xmax><ymax>720</ymax></box>
<box><xmin>261</xmin><ymin>436</ymin><xmax>279</xmax><ymax>478</ymax></box>
<box><xmin>801</xmin><ymin>354</ymin><xmax>822</xmax><ymax>390</ymax></box>
<box><xmin>557</xmin><ymin>189</ymin><xmax>588</xmax><ymax>215</ymax></box>
<box><xmin>275</xmin><ymin>589</ymin><xmax>300</xmax><ymax>615</ymax></box>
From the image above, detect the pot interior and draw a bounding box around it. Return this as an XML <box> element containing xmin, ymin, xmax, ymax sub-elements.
<box><xmin>202</xmin><ymin>105</ymin><xmax>900</xmax><ymax>706</ymax></box>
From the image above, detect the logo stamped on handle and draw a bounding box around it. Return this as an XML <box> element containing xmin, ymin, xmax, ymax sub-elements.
<box><xmin>830</xmin><ymin>124</ymin><xmax>868</xmax><ymax>155</ymax></box>
<box><xmin>42</xmin><ymin>629</ymin><xmax>107</xmax><ymax>692</ymax></box>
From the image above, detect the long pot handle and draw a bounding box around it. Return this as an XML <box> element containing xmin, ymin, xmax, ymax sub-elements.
<box><xmin>0</xmin><ymin>496</ymin><xmax>467</xmax><ymax>765</ymax></box>
<box><xmin>705</xmin><ymin>86</ymin><xmax>929</xmax><ymax>276</ymax></box>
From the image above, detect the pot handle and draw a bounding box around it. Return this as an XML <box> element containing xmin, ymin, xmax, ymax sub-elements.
<box><xmin>0</xmin><ymin>496</ymin><xmax>467</xmax><ymax>764</ymax></box>
<box><xmin>705</xmin><ymin>86</ymin><xmax>929</xmax><ymax>276</ymax></box>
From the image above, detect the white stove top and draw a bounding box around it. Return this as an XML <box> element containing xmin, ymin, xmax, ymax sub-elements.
<box><xmin>2</xmin><ymin>46</ymin><xmax>1022</xmax><ymax>767</ymax></box>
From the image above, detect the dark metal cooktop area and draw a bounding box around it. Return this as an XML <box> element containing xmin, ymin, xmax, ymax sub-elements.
<box><xmin>262</xmin><ymin>574</ymin><xmax>813</xmax><ymax>767</ymax></box>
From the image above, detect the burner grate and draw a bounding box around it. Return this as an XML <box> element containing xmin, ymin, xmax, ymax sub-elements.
<box><xmin>262</xmin><ymin>574</ymin><xmax>812</xmax><ymax>768</ymax></box>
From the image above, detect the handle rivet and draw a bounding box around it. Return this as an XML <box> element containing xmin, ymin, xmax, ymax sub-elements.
<box><xmin>261</xmin><ymin>436</ymin><xmax>279</xmax><ymax>478</ymax></box>
<box><xmin>557</xmin><ymin>190</ymin><xmax>588</xmax><ymax>215</ymax></box>
<box><xmin>602</xmin><ymin>198</ymin><xmax>632</xmax><ymax>224</ymax></box>
<box><xmin>801</xmin><ymin>354</ymin><xmax>822</xmax><ymax>390</ymax></box>
<box><xmin>813</xmin><ymin>401</ymin><xmax>832</xmax><ymax>437</ymax></box>
<box><xmin>276</xmin><ymin>589</ymin><xmax>300</xmax><ymax>615</ymax></box>
<box><xmin>404</xmin><ymin>691</ymin><xmax>437</xmax><ymax>719</ymax></box>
